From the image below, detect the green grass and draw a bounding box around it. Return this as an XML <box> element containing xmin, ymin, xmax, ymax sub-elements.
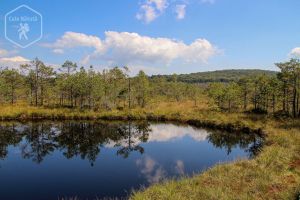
<box><xmin>0</xmin><ymin>101</ymin><xmax>299</xmax><ymax>200</ymax></box>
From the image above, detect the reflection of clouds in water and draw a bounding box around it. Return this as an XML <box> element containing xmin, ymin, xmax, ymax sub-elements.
<box><xmin>136</xmin><ymin>156</ymin><xmax>166</xmax><ymax>184</ymax></box>
<box><xmin>175</xmin><ymin>160</ymin><xmax>185</xmax><ymax>175</ymax></box>
<box><xmin>11</xmin><ymin>124</ymin><xmax>61</xmax><ymax>137</ymax></box>
<box><xmin>136</xmin><ymin>156</ymin><xmax>187</xmax><ymax>184</ymax></box>
<box><xmin>50</xmin><ymin>126</ymin><xmax>61</xmax><ymax>136</ymax></box>
<box><xmin>149</xmin><ymin>124</ymin><xmax>209</xmax><ymax>142</ymax></box>
<box><xmin>106</xmin><ymin>124</ymin><xmax>209</xmax><ymax>148</ymax></box>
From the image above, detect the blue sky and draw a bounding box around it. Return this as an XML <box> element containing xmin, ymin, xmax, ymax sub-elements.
<box><xmin>0</xmin><ymin>0</ymin><xmax>300</xmax><ymax>75</ymax></box>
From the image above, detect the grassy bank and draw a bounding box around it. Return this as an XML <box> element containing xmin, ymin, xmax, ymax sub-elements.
<box><xmin>0</xmin><ymin>102</ymin><xmax>299</xmax><ymax>199</ymax></box>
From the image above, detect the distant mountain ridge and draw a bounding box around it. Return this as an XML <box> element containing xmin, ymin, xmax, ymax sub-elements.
<box><xmin>151</xmin><ymin>69</ymin><xmax>278</xmax><ymax>83</ymax></box>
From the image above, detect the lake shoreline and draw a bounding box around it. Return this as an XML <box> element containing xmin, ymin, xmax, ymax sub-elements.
<box><xmin>0</xmin><ymin>112</ymin><xmax>264</xmax><ymax>136</ymax></box>
<box><xmin>0</xmin><ymin>104</ymin><xmax>264</xmax><ymax>135</ymax></box>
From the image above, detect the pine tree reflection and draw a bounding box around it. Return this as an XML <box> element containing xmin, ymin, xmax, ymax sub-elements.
<box><xmin>0</xmin><ymin>124</ymin><xmax>23</xmax><ymax>159</ymax></box>
<box><xmin>0</xmin><ymin>122</ymin><xmax>263</xmax><ymax>164</ymax></box>
<box><xmin>207</xmin><ymin>130</ymin><xmax>264</xmax><ymax>157</ymax></box>
<box><xmin>15</xmin><ymin>121</ymin><xmax>151</xmax><ymax>164</ymax></box>
<box><xmin>115</xmin><ymin>121</ymin><xmax>150</xmax><ymax>158</ymax></box>
<box><xmin>55</xmin><ymin>122</ymin><xmax>102</xmax><ymax>166</ymax></box>
<box><xmin>21</xmin><ymin>123</ymin><xmax>58</xmax><ymax>163</ymax></box>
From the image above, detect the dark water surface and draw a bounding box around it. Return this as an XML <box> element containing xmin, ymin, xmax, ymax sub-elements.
<box><xmin>0</xmin><ymin>121</ymin><xmax>263</xmax><ymax>200</ymax></box>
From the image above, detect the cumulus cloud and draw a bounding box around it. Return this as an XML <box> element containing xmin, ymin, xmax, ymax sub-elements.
<box><xmin>136</xmin><ymin>0</ymin><xmax>168</xmax><ymax>23</ymax></box>
<box><xmin>43</xmin><ymin>31</ymin><xmax>104</xmax><ymax>54</ymax></box>
<box><xmin>289</xmin><ymin>47</ymin><xmax>300</xmax><ymax>58</ymax></box>
<box><xmin>0</xmin><ymin>56</ymin><xmax>29</xmax><ymax>63</ymax></box>
<box><xmin>0</xmin><ymin>48</ymin><xmax>28</xmax><ymax>68</ymax></box>
<box><xmin>44</xmin><ymin>31</ymin><xmax>218</xmax><ymax>67</ymax></box>
<box><xmin>175</xmin><ymin>4</ymin><xmax>186</xmax><ymax>19</ymax></box>
<box><xmin>0</xmin><ymin>56</ymin><xmax>30</xmax><ymax>68</ymax></box>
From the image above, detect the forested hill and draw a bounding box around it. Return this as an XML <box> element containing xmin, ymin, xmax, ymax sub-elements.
<box><xmin>151</xmin><ymin>69</ymin><xmax>278</xmax><ymax>83</ymax></box>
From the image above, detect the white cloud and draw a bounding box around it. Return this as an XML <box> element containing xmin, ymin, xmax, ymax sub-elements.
<box><xmin>289</xmin><ymin>47</ymin><xmax>300</xmax><ymax>58</ymax></box>
<box><xmin>150</xmin><ymin>0</ymin><xmax>168</xmax><ymax>12</ymax></box>
<box><xmin>175</xmin><ymin>4</ymin><xmax>186</xmax><ymax>19</ymax></box>
<box><xmin>0</xmin><ymin>56</ymin><xmax>29</xmax><ymax>63</ymax></box>
<box><xmin>135</xmin><ymin>0</ymin><xmax>216</xmax><ymax>23</ymax></box>
<box><xmin>0</xmin><ymin>48</ymin><xmax>29</xmax><ymax>68</ymax></box>
<box><xmin>136</xmin><ymin>4</ymin><xmax>158</xmax><ymax>23</ymax></box>
<box><xmin>0</xmin><ymin>56</ymin><xmax>30</xmax><ymax>68</ymax></box>
<box><xmin>43</xmin><ymin>31</ymin><xmax>104</xmax><ymax>54</ymax></box>
<box><xmin>53</xmin><ymin>49</ymin><xmax>64</xmax><ymax>54</ymax></box>
<box><xmin>45</xmin><ymin>31</ymin><xmax>218</xmax><ymax>68</ymax></box>
<box><xmin>136</xmin><ymin>0</ymin><xmax>168</xmax><ymax>23</ymax></box>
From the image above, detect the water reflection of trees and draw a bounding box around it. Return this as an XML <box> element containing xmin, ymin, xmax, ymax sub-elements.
<box><xmin>21</xmin><ymin>123</ymin><xmax>58</xmax><ymax>163</ymax></box>
<box><xmin>116</xmin><ymin>122</ymin><xmax>150</xmax><ymax>158</ymax></box>
<box><xmin>0</xmin><ymin>125</ymin><xmax>23</xmax><ymax>159</ymax></box>
<box><xmin>207</xmin><ymin>130</ymin><xmax>264</xmax><ymax>157</ymax></box>
<box><xmin>0</xmin><ymin>121</ymin><xmax>151</xmax><ymax>165</ymax></box>
<box><xmin>0</xmin><ymin>121</ymin><xmax>263</xmax><ymax>164</ymax></box>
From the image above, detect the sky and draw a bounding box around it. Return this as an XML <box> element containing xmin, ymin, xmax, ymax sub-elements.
<box><xmin>0</xmin><ymin>0</ymin><xmax>300</xmax><ymax>75</ymax></box>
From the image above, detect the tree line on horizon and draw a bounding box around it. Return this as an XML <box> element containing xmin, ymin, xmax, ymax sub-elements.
<box><xmin>0</xmin><ymin>58</ymin><xmax>299</xmax><ymax>118</ymax></box>
<box><xmin>151</xmin><ymin>69</ymin><xmax>277</xmax><ymax>83</ymax></box>
<box><xmin>0</xmin><ymin>58</ymin><xmax>200</xmax><ymax>110</ymax></box>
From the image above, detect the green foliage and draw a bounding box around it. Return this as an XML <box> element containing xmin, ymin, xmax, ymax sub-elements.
<box><xmin>206</xmin><ymin>59</ymin><xmax>300</xmax><ymax>117</ymax></box>
<box><xmin>19</xmin><ymin>58</ymin><xmax>54</xmax><ymax>106</ymax></box>
<box><xmin>208</xmin><ymin>82</ymin><xmax>241</xmax><ymax>111</ymax></box>
<box><xmin>207</xmin><ymin>82</ymin><xmax>226</xmax><ymax>108</ymax></box>
<box><xmin>276</xmin><ymin>59</ymin><xmax>300</xmax><ymax>117</ymax></box>
<box><xmin>0</xmin><ymin>68</ymin><xmax>23</xmax><ymax>104</ymax></box>
<box><xmin>134</xmin><ymin>70</ymin><xmax>150</xmax><ymax>107</ymax></box>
